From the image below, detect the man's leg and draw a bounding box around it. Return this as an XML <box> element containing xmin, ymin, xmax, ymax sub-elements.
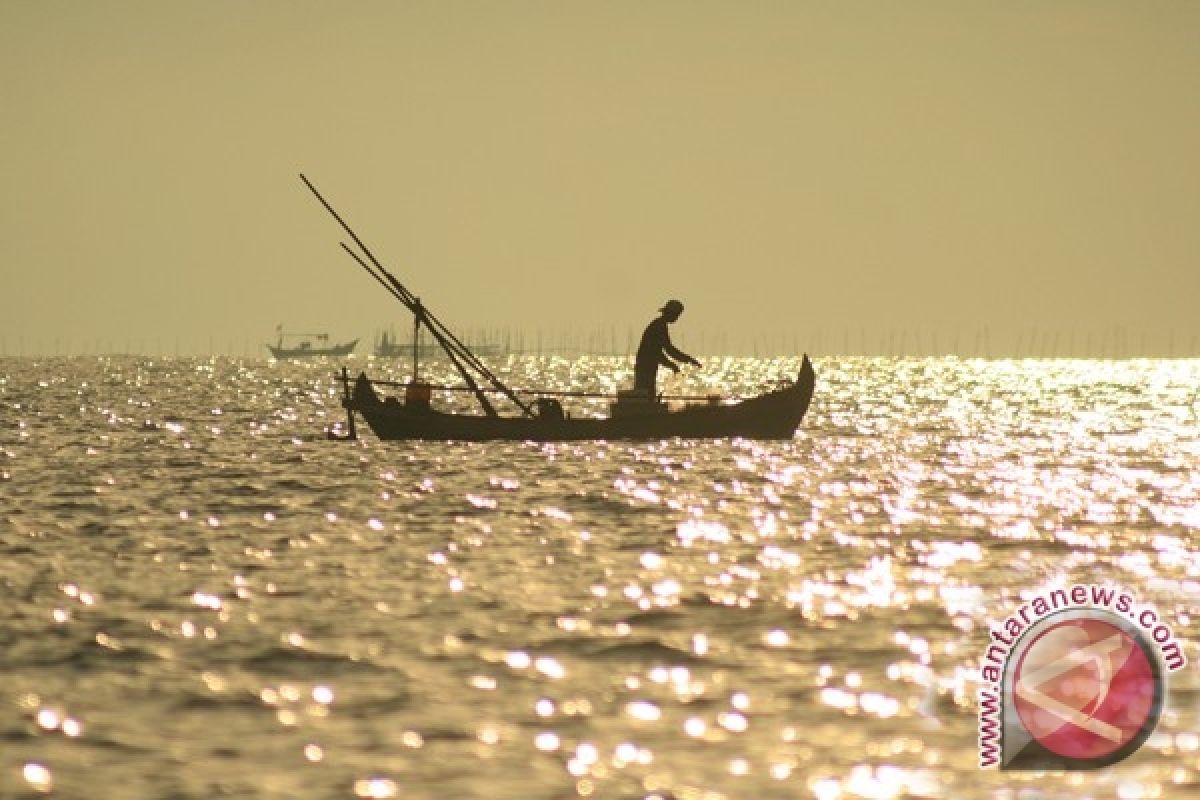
<box><xmin>633</xmin><ymin>364</ymin><xmax>657</xmax><ymax>395</ymax></box>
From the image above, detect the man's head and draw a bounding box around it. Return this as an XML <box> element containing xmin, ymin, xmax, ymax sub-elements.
<box><xmin>659</xmin><ymin>299</ymin><xmax>684</xmax><ymax>322</ymax></box>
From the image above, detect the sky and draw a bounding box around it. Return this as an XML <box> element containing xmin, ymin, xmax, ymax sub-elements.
<box><xmin>2</xmin><ymin>1</ymin><xmax>1197</xmax><ymax>356</ymax></box>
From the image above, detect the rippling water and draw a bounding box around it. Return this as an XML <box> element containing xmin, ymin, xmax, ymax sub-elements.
<box><xmin>2</xmin><ymin>355</ymin><xmax>1198</xmax><ymax>799</ymax></box>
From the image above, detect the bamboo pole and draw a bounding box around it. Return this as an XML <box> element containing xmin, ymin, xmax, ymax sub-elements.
<box><xmin>302</xmin><ymin>174</ymin><xmax>533</xmax><ymax>417</ymax></box>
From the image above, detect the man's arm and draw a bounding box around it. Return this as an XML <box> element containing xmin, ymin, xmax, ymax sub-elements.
<box><xmin>663</xmin><ymin>339</ymin><xmax>701</xmax><ymax>368</ymax></box>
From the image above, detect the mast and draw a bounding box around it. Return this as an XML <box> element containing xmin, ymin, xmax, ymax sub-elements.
<box><xmin>412</xmin><ymin>298</ymin><xmax>421</xmax><ymax>382</ymax></box>
<box><xmin>301</xmin><ymin>174</ymin><xmax>534</xmax><ymax>418</ymax></box>
<box><xmin>336</xmin><ymin>242</ymin><xmax>500</xmax><ymax>416</ymax></box>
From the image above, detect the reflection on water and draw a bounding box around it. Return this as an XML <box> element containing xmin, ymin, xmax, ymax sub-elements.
<box><xmin>1</xmin><ymin>355</ymin><xmax>1198</xmax><ymax>798</ymax></box>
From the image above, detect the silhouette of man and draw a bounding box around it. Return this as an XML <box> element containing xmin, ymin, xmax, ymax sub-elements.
<box><xmin>634</xmin><ymin>299</ymin><xmax>701</xmax><ymax>395</ymax></box>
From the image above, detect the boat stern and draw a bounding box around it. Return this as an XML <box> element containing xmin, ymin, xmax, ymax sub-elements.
<box><xmin>348</xmin><ymin>371</ymin><xmax>381</xmax><ymax>410</ymax></box>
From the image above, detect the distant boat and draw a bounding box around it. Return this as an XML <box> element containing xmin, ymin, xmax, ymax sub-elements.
<box><xmin>375</xmin><ymin>329</ymin><xmax>506</xmax><ymax>359</ymax></box>
<box><xmin>267</xmin><ymin>330</ymin><xmax>358</xmax><ymax>359</ymax></box>
<box><xmin>374</xmin><ymin>329</ymin><xmax>438</xmax><ymax>358</ymax></box>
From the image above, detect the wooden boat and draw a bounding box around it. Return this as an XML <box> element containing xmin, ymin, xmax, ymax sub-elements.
<box><xmin>340</xmin><ymin>355</ymin><xmax>814</xmax><ymax>441</ymax></box>
<box><xmin>297</xmin><ymin>174</ymin><xmax>817</xmax><ymax>443</ymax></box>
<box><xmin>267</xmin><ymin>331</ymin><xmax>358</xmax><ymax>359</ymax></box>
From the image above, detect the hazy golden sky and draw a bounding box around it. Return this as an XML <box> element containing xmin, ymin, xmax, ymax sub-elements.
<box><xmin>2</xmin><ymin>1</ymin><xmax>1197</xmax><ymax>355</ymax></box>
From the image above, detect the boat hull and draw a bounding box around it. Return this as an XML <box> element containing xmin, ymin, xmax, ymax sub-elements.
<box><xmin>268</xmin><ymin>339</ymin><xmax>359</xmax><ymax>359</ymax></box>
<box><xmin>346</xmin><ymin>355</ymin><xmax>815</xmax><ymax>442</ymax></box>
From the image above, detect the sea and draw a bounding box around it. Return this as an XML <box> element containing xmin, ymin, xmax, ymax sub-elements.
<box><xmin>1</xmin><ymin>355</ymin><xmax>1198</xmax><ymax>799</ymax></box>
